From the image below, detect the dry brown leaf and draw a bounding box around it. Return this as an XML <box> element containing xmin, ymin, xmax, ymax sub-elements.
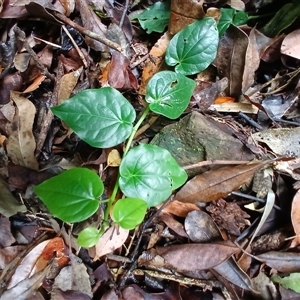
<box><xmin>214</xmin><ymin>25</ymin><xmax>248</xmax><ymax>98</ymax></box>
<box><xmin>76</xmin><ymin>0</ymin><xmax>107</xmax><ymax>52</ymax></box>
<box><xmin>281</xmin><ymin>29</ymin><xmax>300</xmax><ymax>60</ymax></box>
<box><xmin>169</xmin><ymin>0</ymin><xmax>204</xmax><ymax>34</ymax></box>
<box><xmin>108</xmin><ymin>52</ymin><xmax>138</xmax><ymax>90</ymax></box>
<box><xmin>139</xmin><ymin>32</ymin><xmax>171</xmax><ymax>95</ymax></box>
<box><xmin>51</xmin><ymin>253</ymin><xmax>92</xmax><ymax>298</ymax></box>
<box><xmin>256</xmin><ymin>251</ymin><xmax>300</xmax><ymax>273</ymax></box>
<box><xmin>139</xmin><ymin>241</ymin><xmax>238</xmax><ymax>274</ymax></box>
<box><xmin>161</xmin><ymin>199</ymin><xmax>200</xmax><ymax>217</ymax></box>
<box><xmin>58</xmin><ymin>67</ymin><xmax>83</xmax><ymax>104</ymax></box>
<box><xmin>291</xmin><ymin>190</ymin><xmax>300</xmax><ymax>247</ymax></box>
<box><xmin>242</xmin><ymin>28</ymin><xmax>260</xmax><ymax>93</ymax></box>
<box><xmin>185</xmin><ymin>211</ymin><xmax>253</xmax><ymax>291</ymax></box>
<box><xmin>6</xmin><ymin>92</ymin><xmax>39</xmax><ymax>170</ymax></box>
<box><xmin>175</xmin><ymin>162</ymin><xmax>265</xmax><ymax>203</ymax></box>
<box><xmin>22</xmin><ymin>74</ymin><xmax>46</xmax><ymax>93</ymax></box>
<box><xmin>107</xmin><ymin>149</ymin><xmax>121</xmax><ymax>167</ymax></box>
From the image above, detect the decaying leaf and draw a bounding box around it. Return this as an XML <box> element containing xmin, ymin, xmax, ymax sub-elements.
<box><xmin>252</xmin><ymin>128</ymin><xmax>300</xmax><ymax>157</ymax></box>
<box><xmin>175</xmin><ymin>162</ymin><xmax>265</xmax><ymax>203</ymax></box>
<box><xmin>242</xmin><ymin>28</ymin><xmax>260</xmax><ymax>93</ymax></box>
<box><xmin>185</xmin><ymin>211</ymin><xmax>253</xmax><ymax>291</ymax></box>
<box><xmin>139</xmin><ymin>32</ymin><xmax>171</xmax><ymax>95</ymax></box>
<box><xmin>57</xmin><ymin>67</ymin><xmax>83</xmax><ymax>104</ymax></box>
<box><xmin>6</xmin><ymin>92</ymin><xmax>39</xmax><ymax>170</ymax></box>
<box><xmin>0</xmin><ymin>177</ymin><xmax>27</xmax><ymax>217</ymax></box>
<box><xmin>214</xmin><ymin>25</ymin><xmax>248</xmax><ymax>98</ymax></box>
<box><xmin>107</xmin><ymin>149</ymin><xmax>122</xmax><ymax>167</ymax></box>
<box><xmin>281</xmin><ymin>29</ymin><xmax>300</xmax><ymax>60</ymax></box>
<box><xmin>169</xmin><ymin>0</ymin><xmax>205</xmax><ymax>34</ymax></box>
<box><xmin>108</xmin><ymin>51</ymin><xmax>138</xmax><ymax>90</ymax></box>
<box><xmin>291</xmin><ymin>190</ymin><xmax>300</xmax><ymax>247</ymax></box>
<box><xmin>75</xmin><ymin>0</ymin><xmax>108</xmax><ymax>51</ymax></box>
<box><xmin>91</xmin><ymin>226</ymin><xmax>129</xmax><ymax>260</ymax></box>
<box><xmin>139</xmin><ymin>241</ymin><xmax>238</xmax><ymax>275</ymax></box>
<box><xmin>256</xmin><ymin>251</ymin><xmax>300</xmax><ymax>273</ymax></box>
<box><xmin>51</xmin><ymin>253</ymin><xmax>92</xmax><ymax>298</ymax></box>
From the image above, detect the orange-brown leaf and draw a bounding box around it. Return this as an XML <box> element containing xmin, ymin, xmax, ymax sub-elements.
<box><xmin>175</xmin><ymin>162</ymin><xmax>265</xmax><ymax>203</ymax></box>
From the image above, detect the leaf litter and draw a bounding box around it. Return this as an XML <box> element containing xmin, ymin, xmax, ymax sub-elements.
<box><xmin>1</xmin><ymin>0</ymin><xmax>300</xmax><ymax>299</ymax></box>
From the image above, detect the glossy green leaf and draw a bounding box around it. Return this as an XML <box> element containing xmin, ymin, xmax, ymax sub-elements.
<box><xmin>165</xmin><ymin>18</ymin><xmax>219</xmax><ymax>75</ymax></box>
<box><xmin>145</xmin><ymin>71</ymin><xmax>196</xmax><ymax>119</ymax></box>
<box><xmin>272</xmin><ymin>273</ymin><xmax>300</xmax><ymax>293</ymax></box>
<box><xmin>112</xmin><ymin>198</ymin><xmax>147</xmax><ymax>230</ymax></box>
<box><xmin>77</xmin><ymin>227</ymin><xmax>101</xmax><ymax>248</ymax></box>
<box><xmin>233</xmin><ymin>11</ymin><xmax>248</xmax><ymax>26</ymax></box>
<box><xmin>51</xmin><ymin>88</ymin><xmax>136</xmax><ymax>148</ymax></box>
<box><xmin>262</xmin><ymin>3</ymin><xmax>300</xmax><ymax>37</ymax></box>
<box><xmin>137</xmin><ymin>1</ymin><xmax>170</xmax><ymax>33</ymax></box>
<box><xmin>218</xmin><ymin>8</ymin><xmax>248</xmax><ymax>36</ymax></box>
<box><xmin>218</xmin><ymin>8</ymin><xmax>235</xmax><ymax>36</ymax></box>
<box><xmin>34</xmin><ymin>168</ymin><xmax>103</xmax><ymax>223</ymax></box>
<box><xmin>119</xmin><ymin>144</ymin><xmax>187</xmax><ymax>207</ymax></box>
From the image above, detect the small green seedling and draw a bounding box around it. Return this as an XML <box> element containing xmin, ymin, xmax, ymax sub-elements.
<box><xmin>34</xmin><ymin>18</ymin><xmax>218</xmax><ymax>248</ymax></box>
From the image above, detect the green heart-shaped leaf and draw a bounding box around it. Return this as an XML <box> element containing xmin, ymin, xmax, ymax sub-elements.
<box><xmin>51</xmin><ymin>87</ymin><xmax>136</xmax><ymax>148</ymax></box>
<box><xmin>119</xmin><ymin>144</ymin><xmax>187</xmax><ymax>207</ymax></box>
<box><xmin>165</xmin><ymin>18</ymin><xmax>219</xmax><ymax>75</ymax></box>
<box><xmin>34</xmin><ymin>168</ymin><xmax>103</xmax><ymax>223</ymax></box>
<box><xmin>77</xmin><ymin>227</ymin><xmax>101</xmax><ymax>248</ymax></box>
<box><xmin>146</xmin><ymin>71</ymin><xmax>196</xmax><ymax>119</ymax></box>
<box><xmin>218</xmin><ymin>8</ymin><xmax>249</xmax><ymax>36</ymax></box>
<box><xmin>112</xmin><ymin>198</ymin><xmax>147</xmax><ymax>229</ymax></box>
<box><xmin>137</xmin><ymin>1</ymin><xmax>170</xmax><ymax>33</ymax></box>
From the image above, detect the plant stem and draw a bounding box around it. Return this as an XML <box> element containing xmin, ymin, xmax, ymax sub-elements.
<box><xmin>124</xmin><ymin>105</ymin><xmax>150</xmax><ymax>155</ymax></box>
<box><xmin>99</xmin><ymin>105</ymin><xmax>151</xmax><ymax>235</ymax></box>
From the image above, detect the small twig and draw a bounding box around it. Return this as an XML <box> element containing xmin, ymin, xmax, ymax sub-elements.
<box><xmin>238</xmin><ymin>112</ymin><xmax>264</xmax><ymax>130</ymax></box>
<box><xmin>14</xmin><ymin>26</ymin><xmax>55</xmax><ymax>81</ymax></box>
<box><xmin>130</xmin><ymin>53</ymin><xmax>149</xmax><ymax>69</ymax></box>
<box><xmin>120</xmin><ymin>0</ymin><xmax>130</xmax><ymax>28</ymax></box>
<box><xmin>61</xmin><ymin>25</ymin><xmax>88</xmax><ymax>68</ymax></box>
<box><xmin>52</xmin><ymin>11</ymin><xmax>123</xmax><ymax>53</ymax></box>
<box><xmin>231</xmin><ymin>191</ymin><xmax>281</xmax><ymax>211</ymax></box>
<box><xmin>183</xmin><ymin>160</ymin><xmax>251</xmax><ymax>170</ymax></box>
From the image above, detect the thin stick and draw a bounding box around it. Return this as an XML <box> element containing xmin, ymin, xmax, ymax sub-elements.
<box><xmin>52</xmin><ymin>12</ymin><xmax>123</xmax><ymax>53</ymax></box>
<box><xmin>120</xmin><ymin>0</ymin><xmax>130</xmax><ymax>28</ymax></box>
<box><xmin>14</xmin><ymin>26</ymin><xmax>55</xmax><ymax>81</ymax></box>
<box><xmin>61</xmin><ymin>25</ymin><xmax>88</xmax><ymax>68</ymax></box>
<box><xmin>183</xmin><ymin>160</ymin><xmax>252</xmax><ymax>170</ymax></box>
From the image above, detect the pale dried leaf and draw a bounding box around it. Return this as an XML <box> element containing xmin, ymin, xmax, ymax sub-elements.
<box><xmin>51</xmin><ymin>253</ymin><xmax>93</xmax><ymax>298</ymax></box>
<box><xmin>92</xmin><ymin>226</ymin><xmax>129</xmax><ymax>260</ymax></box>
<box><xmin>107</xmin><ymin>149</ymin><xmax>121</xmax><ymax>167</ymax></box>
<box><xmin>58</xmin><ymin>67</ymin><xmax>83</xmax><ymax>104</ymax></box>
<box><xmin>8</xmin><ymin>240</ymin><xmax>51</xmax><ymax>289</ymax></box>
<box><xmin>252</xmin><ymin>127</ymin><xmax>300</xmax><ymax>157</ymax></box>
<box><xmin>291</xmin><ymin>190</ymin><xmax>300</xmax><ymax>247</ymax></box>
<box><xmin>242</xmin><ymin>28</ymin><xmax>260</xmax><ymax>93</ymax></box>
<box><xmin>281</xmin><ymin>29</ymin><xmax>300</xmax><ymax>60</ymax></box>
<box><xmin>0</xmin><ymin>267</ymin><xmax>49</xmax><ymax>300</ymax></box>
<box><xmin>6</xmin><ymin>92</ymin><xmax>38</xmax><ymax>170</ymax></box>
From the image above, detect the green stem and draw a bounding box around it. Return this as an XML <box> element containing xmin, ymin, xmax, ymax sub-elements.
<box><xmin>99</xmin><ymin>105</ymin><xmax>151</xmax><ymax>235</ymax></box>
<box><xmin>123</xmin><ymin>105</ymin><xmax>150</xmax><ymax>155</ymax></box>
